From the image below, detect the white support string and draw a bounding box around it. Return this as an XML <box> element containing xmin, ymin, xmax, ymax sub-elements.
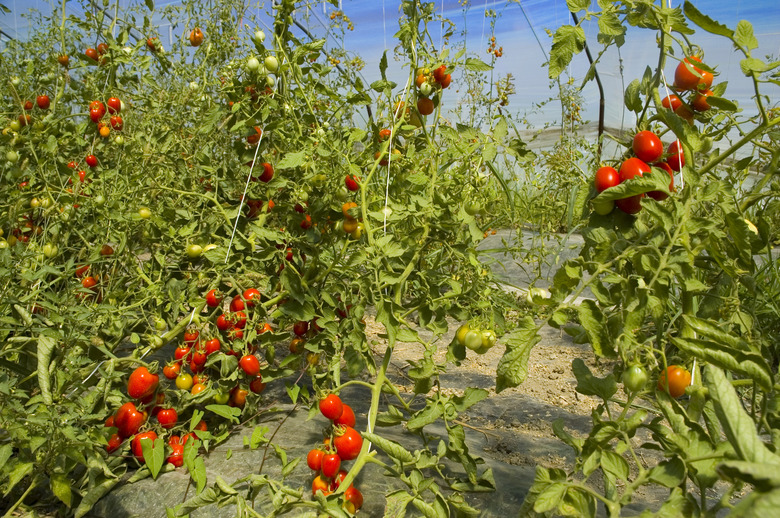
<box><xmin>225</xmin><ymin>131</ymin><xmax>265</xmax><ymax>263</ymax></box>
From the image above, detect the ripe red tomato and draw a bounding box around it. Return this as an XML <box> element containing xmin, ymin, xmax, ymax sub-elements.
<box><xmin>661</xmin><ymin>94</ymin><xmax>682</xmax><ymax>111</ymax></box>
<box><xmin>156</xmin><ymin>408</ymin><xmax>178</xmax><ymax>429</ymax></box>
<box><xmin>85</xmin><ymin>48</ymin><xmax>99</xmax><ymax>61</ymax></box>
<box><xmin>230</xmin><ymin>295</ymin><xmax>245</xmax><ymax>312</ymax></box>
<box><xmin>333</xmin><ymin>426</ymin><xmax>362</xmax><ymax>460</ymax></box>
<box><xmin>216</xmin><ymin>313</ymin><xmax>232</xmax><ymax>331</ymax></box>
<box><xmin>692</xmin><ymin>89</ymin><xmax>713</xmax><ymax>112</ymax></box>
<box><xmin>131</xmin><ymin>431</ymin><xmax>158</xmax><ymax>461</ymax></box>
<box><xmin>163</xmin><ymin>363</ymin><xmax>181</xmax><ymax>380</ymax></box>
<box><xmin>319</xmin><ymin>394</ymin><xmax>343</xmax><ymax>420</ymax></box>
<box><xmin>75</xmin><ymin>264</ymin><xmax>89</xmax><ymax>277</ymax></box>
<box><xmin>194</xmin><ymin>420</ymin><xmax>208</xmax><ymax>432</ymax></box>
<box><xmin>106</xmin><ymin>433</ymin><xmax>123</xmax><ymax>453</ymax></box>
<box><xmin>307</xmin><ymin>448</ymin><xmax>324</xmax><ymax>471</ymax></box>
<box><xmin>232</xmin><ymin>311</ymin><xmax>247</xmax><ymax>329</ymax></box>
<box><xmin>334</xmin><ymin>404</ymin><xmax>356</xmax><ymax>428</ymax></box>
<box><xmin>293</xmin><ymin>320</ymin><xmax>309</xmax><ymax>337</ymax></box>
<box><xmin>204</xmin><ymin>337</ymin><xmax>221</xmax><ymax>356</ymax></box>
<box><xmin>58</xmin><ymin>55</ymin><xmax>69</xmax><ymax>67</ymax></box>
<box><xmin>594</xmin><ymin>166</ymin><xmax>620</xmax><ymax>193</ymax></box>
<box><xmin>174</xmin><ymin>345</ymin><xmax>191</xmax><ymax>361</ymax></box>
<box><xmin>115</xmin><ymin>402</ymin><xmax>146</xmax><ymax>438</ymax></box>
<box><xmin>191</xmin><ymin>349</ymin><xmax>207</xmax><ymax>366</ymax></box>
<box><xmin>239</xmin><ymin>354</ymin><xmax>261</xmax><ymax>376</ymax></box>
<box><xmin>259</xmin><ymin>162</ymin><xmax>274</xmax><ymax>183</ymax></box>
<box><xmin>289</xmin><ymin>337</ymin><xmax>306</xmax><ymax>354</ymax></box>
<box><xmin>249</xmin><ymin>375</ymin><xmax>266</xmax><ymax>394</ymax></box>
<box><xmin>657</xmin><ymin>365</ymin><xmax>691</xmax><ymax>398</ymax></box>
<box><xmin>632</xmin><ymin>131</ymin><xmax>663</xmax><ymax>164</ymax></box>
<box><xmin>89</xmin><ymin>100</ymin><xmax>106</xmax><ymax>117</ymax></box>
<box><xmin>242</xmin><ymin>288</ymin><xmax>261</xmax><ymax>307</ymax></box>
<box><xmin>109</xmin><ymin>115</ymin><xmax>123</xmax><ymax>130</ymax></box>
<box><xmin>300</xmin><ymin>214</ymin><xmax>313</xmax><ymax>230</ymax></box>
<box><xmin>36</xmin><ymin>95</ymin><xmax>50</xmax><ymax>110</ymax></box>
<box><xmin>647</xmin><ymin>162</ymin><xmax>674</xmax><ymax>201</ymax></box>
<box><xmin>85</xmin><ymin>154</ymin><xmax>98</xmax><ymax>168</ymax></box>
<box><xmin>166</xmin><ymin>442</ymin><xmax>184</xmax><ymax>467</ymax></box>
<box><xmin>615</xmin><ymin>195</ymin><xmax>643</xmax><ymax>215</ymax></box>
<box><xmin>81</xmin><ymin>276</ymin><xmax>98</xmax><ymax>290</ymax></box>
<box><xmin>127</xmin><ymin>366</ymin><xmax>159</xmax><ymax>400</ymax></box>
<box><xmin>89</xmin><ymin>108</ymin><xmax>103</xmax><ymax>123</ymax></box>
<box><xmin>344</xmin><ymin>486</ymin><xmax>364</xmax><ymax>512</ymax></box>
<box><xmin>344</xmin><ymin>175</ymin><xmax>360</xmax><ymax>192</ymax></box>
<box><xmin>321</xmin><ymin>452</ymin><xmax>342</xmax><ymax>478</ymax></box>
<box><xmin>229</xmin><ymin>386</ymin><xmax>248</xmax><ymax>408</ymax></box>
<box><xmin>674</xmin><ymin>56</ymin><xmax>713</xmax><ymax>91</ymax></box>
<box><xmin>618</xmin><ymin>157</ymin><xmax>651</xmax><ymax>182</ymax></box>
<box><xmin>183</xmin><ymin>328</ymin><xmax>200</xmax><ymax>346</ymax></box>
<box><xmin>206</xmin><ymin>289</ymin><xmax>223</xmax><ymax>308</ymax></box>
<box><xmin>666</xmin><ymin>141</ymin><xmax>685</xmax><ymax>172</ymax></box>
<box><xmin>433</xmin><ymin>64</ymin><xmax>447</xmax><ymax>83</ymax></box>
<box><xmin>106</xmin><ymin>97</ymin><xmax>121</xmax><ymax>114</ymax></box>
<box><xmin>440</xmin><ymin>73</ymin><xmax>452</xmax><ymax>88</ymax></box>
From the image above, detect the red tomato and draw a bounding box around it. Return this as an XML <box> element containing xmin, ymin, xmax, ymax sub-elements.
<box><xmin>106</xmin><ymin>433</ymin><xmax>123</xmax><ymax>453</ymax></box>
<box><xmin>204</xmin><ymin>337</ymin><xmax>221</xmax><ymax>356</ymax></box>
<box><xmin>230</xmin><ymin>295</ymin><xmax>245</xmax><ymax>312</ymax></box>
<box><xmin>249</xmin><ymin>375</ymin><xmax>266</xmax><ymax>394</ymax></box>
<box><xmin>174</xmin><ymin>346</ymin><xmax>191</xmax><ymax>361</ymax></box>
<box><xmin>661</xmin><ymin>94</ymin><xmax>682</xmax><ymax>111</ymax></box>
<box><xmin>239</xmin><ymin>354</ymin><xmax>261</xmax><ymax>376</ymax></box>
<box><xmin>417</xmin><ymin>97</ymin><xmax>434</xmax><ymax>116</ymax></box>
<box><xmin>293</xmin><ymin>320</ymin><xmax>309</xmax><ymax>337</ymax></box>
<box><xmin>229</xmin><ymin>386</ymin><xmax>248</xmax><ymax>408</ymax></box>
<box><xmin>259</xmin><ymin>162</ymin><xmax>274</xmax><ymax>183</ymax></box>
<box><xmin>594</xmin><ymin>166</ymin><xmax>620</xmax><ymax>193</ymax></box>
<box><xmin>97</xmin><ymin>43</ymin><xmax>109</xmax><ymax>56</ymax></box>
<box><xmin>333</xmin><ymin>426</ymin><xmax>362</xmax><ymax>460</ymax></box>
<box><xmin>674</xmin><ymin>56</ymin><xmax>713</xmax><ymax>91</ymax></box>
<box><xmin>131</xmin><ymin>431</ymin><xmax>158</xmax><ymax>461</ymax></box>
<box><xmin>321</xmin><ymin>452</ymin><xmax>341</xmax><ymax>478</ymax></box>
<box><xmin>345</xmin><ymin>175</ymin><xmax>360</xmax><ymax>192</ymax></box>
<box><xmin>320</xmin><ymin>393</ymin><xmax>343</xmax><ymax>420</ymax></box>
<box><xmin>109</xmin><ymin>115</ymin><xmax>123</xmax><ymax>130</ymax></box>
<box><xmin>312</xmin><ymin>474</ymin><xmax>331</xmax><ymax>496</ymax></box>
<box><xmin>89</xmin><ymin>108</ymin><xmax>103</xmax><ymax>123</ymax></box>
<box><xmin>433</xmin><ymin>64</ymin><xmax>447</xmax><ymax>83</ymax></box>
<box><xmin>163</xmin><ymin>363</ymin><xmax>181</xmax><ymax>380</ymax></box>
<box><xmin>307</xmin><ymin>448</ymin><xmax>324</xmax><ymax>471</ymax></box>
<box><xmin>85</xmin><ymin>48</ymin><xmax>99</xmax><ymax>61</ymax></box>
<box><xmin>205</xmin><ymin>289</ymin><xmax>223</xmax><ymax>308</ymax></box>
<box><xmin>85</xmin><ymin>154</ymin><xmax>98</xmax><ymax>168</ymax></box>
<box><xmin>106</xmin><ymin>97</ymin><xmax>121</xmax><ymax>114</ymax></box>
<box><xmin>127</xmin><ymin>366</ymin><xmax>159</xmax><ymax>400</ymax></box>
<box><xmin>344</xmin><ymin>486</ymin><xmax>364</xmax><ymax>512</ymax></box>
<box><xmin>105</xmin><ymin>415</ymin><xmax>115</xmax><ymax>428</ymax></box>
<box><xmin>216</xmin><ymin>313</ymin><xmax>232</xmax><ymax>331</ymax></box>
<box><xmin>183</xmin><ymin>328</ymin><xmax>199</xmax><ymax>346</ymax></box>
<box><xmin>36</xmin><ymin>95</ymin><xmax>50</xmax><ymax>110</ymax></box>
<box><xmin>166</xmin><ymin>442</ymin><xmax>184</xmax><ymax>467</ymax></box>
<box><xmin>440</xmin><ymin>73</ymin><xmax>452</xmax><ymax>88</ymax></box>
<box><xmin>115</xmin><ymin>402</ymin><xmax>146</xmax><ymax>438</ymax></box>
<box><xmin>156</xmin><ymin>408</ymin><xmax>178</xmax><ymax>429</ymax></box>
<box><xmin>232</xmin><ymin>311</ymin><xmax>247</xmax><ymax>329</ymax></box>
<box><xmin>647</xmin><ymin>162</ymin><xmax>674</xmax><ymax>201</ymax></box>
<box><xmin>615</xmin><ymin>195</ymin><xmax>643</xmax><ymax>215</ymax></box>
<box><xmin>692</xmin><ymin>89</ymin><xmax>713</xmax><ymax>112</ymax></box>
<box><xmin>667</xmin><ymin>141</ymin><xmax>685</xmax><ymax>172</ymax></box>
<box><xmin>632</xmin><ymin>131</ymin><xmax>663</xmax><ymax>164</ymax></box>
<box><xmin>618</xmin><ymin>157</ymin><xmax>651</xmax><ymax>182</ymax></box>
<box><xmin>299</xmin><ymin>214</ymin><xmax>313</xmax><ymax>230</ymax></box>
<box><xmin>242</xmin><ymin>288</ymin><xmax>261</xmax><ymax>307</ymax></box>
<box><xmin>334</xmin><ymin>404</ymin><xmax>356</xmax><ymax>428</ymax></box>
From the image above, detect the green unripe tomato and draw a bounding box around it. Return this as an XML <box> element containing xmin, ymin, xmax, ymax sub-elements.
<box><xmin>592</xmin><ymin>199</ymin><xmax>615</xmax><ymax>216</ymax></box>
<box><xmin>464</xmin><ymin>329</ymin><xmax>483</xmax><ymax>351</ymax></box>
<box><xmin>419</xmin><ymin>82</ymin><xmax>433</xmax><ymax>97</ymax></box>
<box><xmin>253</xmin><ymin>30</ymin><xmax>266</xmax><ymax>45</ymax></box>
<box><xmin>455</xmin><ymin>323</ymin><xmax>471</xmax><ymax>345</ymax></box>
<box><xmin>42</xmin><ymin>243</ymin><xmax>58</xmax><ymax>258</ymax></box>
<box><xmin>186</xmin><ymin>244</ymin><xmax>203</xmax><ymax>258</ymax></box>
<box><xmin>138</xmin><ymin>207</ymin><xmax>152</xmax><ymax>219</ymax></box>
<box><xmin>214</xmin><ymin>391</ymin><xmax>230</xmax><ymax>404</ymax></box>
<box><xmin>480</xmin><ymin>329</ymin><xmax>497</xmax><ymax>350</ymax></box>
<box><xmin>622</xmin><ymin>365</ymin><xmax>649</xmax><ymax>393</ymax></box>
<box><xmin>6</xmin><ymin>150</ymin><xmax>19</xmax><ymax>163</ymax></box>
<box><xmin>246</xmin><ymin>56</ymin><xmax>261</xmax><ymax>72</ymax></box>
<box><xmin>264</xmin><ymin>55</ymin><xmax>279</xmax><ymax>73</ymax></box>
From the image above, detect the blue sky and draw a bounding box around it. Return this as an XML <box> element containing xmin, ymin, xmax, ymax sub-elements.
<box><xmin>3</xmin><ymin>0</ymin><xmax>778</xmax><ymax>133</ymax></box>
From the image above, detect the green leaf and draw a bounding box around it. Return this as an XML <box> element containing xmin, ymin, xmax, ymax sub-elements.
<box><xmin>534</xmin><ymin>482</ymin><xmax>567</xmax><ymax>513</ymax></box>
<box><xmin>576</xmin><ymin>300</ymin><xmax>615</xmax><ymax>357</ymax></box>
<box><xmin>624</xmin><ymin>79</ymin><xmax>642</xmax><ymax>113</ymax></box>
<box><xmin>464</xmin><ymin>57</ymin><xmax>492</xmax><ymax>71</ymax></box>
<box><xmin>706</xmin><ymin>96</ymin><xmax>738</xmax><ymax>111</ymax></box>
<box><xmin>144</xmin><ymin>0</ymin><xmax>154</xmax><ymax>11</ymax></box>
<box><xmin>728</xmin><ymin>488</ymin><xmax>780</xmax><ymax>517</ymax></box>
<box><xmin>600</xmin><ymin>450</ymin><xmax>629</xmax><ymax>481</ymax></box>
<box><xmin>703</xmin><ymin>365</ymin><xmax>780</xmax><ymax>465</ymax></box>
<box><xmin>142</xmin><ymin>437</ymin><xmax>166</xmax><ymax>479</ymax></box>
<box><xmin>407</xmin><ymin>399</ymin><xmax>443</xmax><ymax>432</ymax></box>
<box><xmin>362</xmin><ymin>432</ymin><xmax>415</xmax><ymax>463</ymax></box>
<box><xmin>205</xmin><ymin>404</ymin><xmax>241</xmax><ymax>423</ymax></box>
<box><xmin>735</xmin><ymin>20</ymin><xmax>759</xmax><ymax>51</ymax></box>
<box><xmin>549</xmin><ymin>25</ymin><xmax>586</xmax><ymax>79</ymax></box>
<box><xmin>50</xmin><ymin>472</ymin><xmax>73</xmax><ymax>507</ymax></box>
<box><xmin>719</xmin><ymin>460</ymin><xmax>780</xmax><ymax>490</ymax></box>
<box><xmin>572</xmin><ymin>358</ymin><xmax>617</xmax><ymax>400</ymax></box>
<box><xmin>648</xmin><ymin>457</ymin><xmax>686</xmax><ymax>488</ymax></box>
<box><xmin>276</xmin><ymin>151</ymin><xmax>306</xmax><ymax>169</ymax></box>
<box><xmin>683</xmin><ymin>1</ymin><xmax>734</xmax><ymax>37</ymax></box>
<box><xmin>451</xmin><ymin>388</ymin><xmax>489</xmax><ymax>412</ymax></box>
<box><xmin>566</xmin><ymin>0</ymin><xmax>589</xmax><ymax>12</ymax></box>
<box><xmin>496</xmin><ymin>316</ymin><xmax>540</xmax><ymax>392</ymax></box>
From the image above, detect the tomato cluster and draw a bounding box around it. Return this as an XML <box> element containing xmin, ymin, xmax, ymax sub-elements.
<box><xmin>454</xmin><ymin>322</ymin><xmax>497</xmax><ymax>354</ymax></box>
<box><xmin>413</xmin><ymin>63</ymin><xmax>452</xmax><ymax>118</ymax></box>
<box><xmin>592</xmin><ymin>129</ymin><xmax>681</xmax><ymax>216</ymax></box>
<box><xmin>306</xmin><ymin>394</ymin><xmax>364</xmax><ymax>512</ymax></box>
